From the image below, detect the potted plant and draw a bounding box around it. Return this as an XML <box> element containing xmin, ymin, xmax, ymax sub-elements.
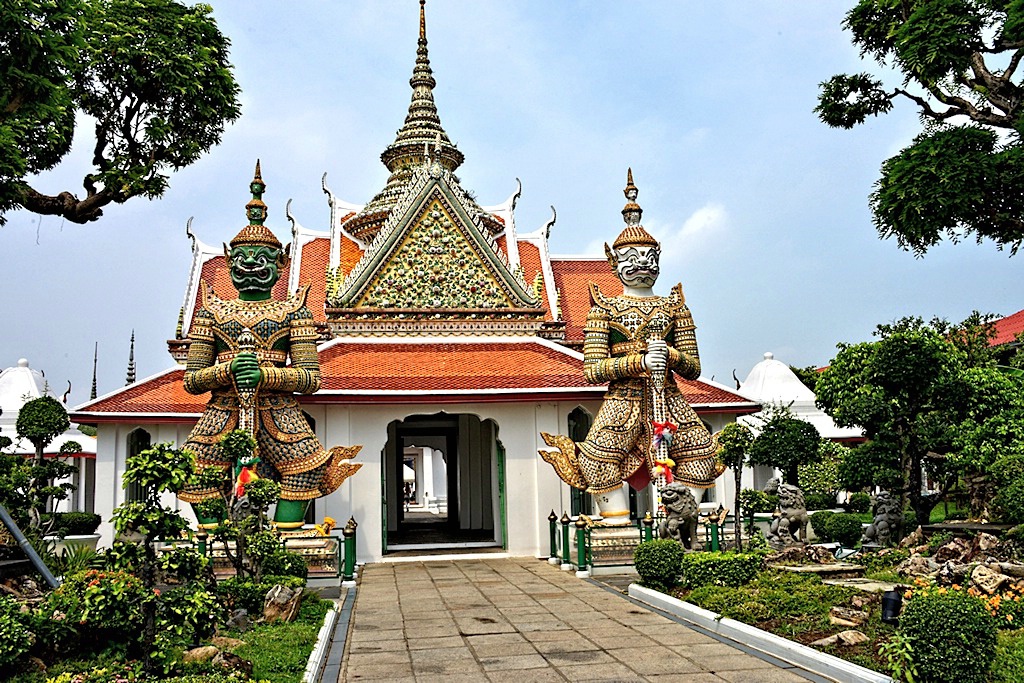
<box><xmin>45</xmin><ymin>511</ymin><xmax>102</xmax><ymax>554</ymax></box>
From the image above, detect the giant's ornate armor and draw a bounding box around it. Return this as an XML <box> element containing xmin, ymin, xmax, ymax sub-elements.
<box><xmin>179</xmin><ymin>284</ymin><xmax>359</xmax><ymax>503</ymax></box>
<box><xmin>541</xmin><ymin>169</ymin><xmax>723</xmax><ymax>500</ymax></box>
<box><xmin>542</xmin><ymin>283</ymin><xmax>720</xmax><ymax>492</ymax></box>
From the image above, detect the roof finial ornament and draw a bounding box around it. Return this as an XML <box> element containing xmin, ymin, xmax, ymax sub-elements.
<box><xmin>621</xmin><ymin>167</ymin><xmax>643</xmax><ymax>227</ymax></box>
<box><xmin>126</xmin><ymin>330</ymin><xmax>136</xmax><ymax>386</ymax></box>
<box><xmin>419</xmin><ymin>0</ymin><xmax>426</xmax><ymax>42</ymax></box>
<box><xmin>90</xmin><ymin>341</ymin><xmax>98</xmax><ymax>400</ymax></box>
<box><xmin>245</xmin><ymin>159</ymin><xmax>268</xmax><ymax>227</ymax></box>
<box><xmin>228</xmin><ymin>160</ymin><xmax>283</xmax><ymax>251</ymax></box>
<box><xmin>185</xmin><ymin>216</ymin><xmax>196</xmax><ymax>252</ymax></box>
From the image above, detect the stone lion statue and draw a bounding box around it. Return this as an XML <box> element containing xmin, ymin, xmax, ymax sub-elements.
<box><xmin>658</xmin><ymin>482</ymin><xmax>700</xmax><ymax>550</ymax></box>
<box><xmin>764</xmin><ymin>478</ymin><xmax>809</xmax><ymax>546</ymax></box>
<box><xmin>861</xmin><ymin>491</ymin><xmax>901</xmax><ymax>546</ymax></box>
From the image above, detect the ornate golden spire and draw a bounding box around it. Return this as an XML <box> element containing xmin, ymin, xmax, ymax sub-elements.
<box><xmin>231</xmin><ymin>160</ymin><xmax>283</xmax><ymax>249</ymax></box>
<box><xmin>348</xmin><ymin>0</ymin><xmax>466</xmax><ymax>243</ymax></box>
<box><xmin>613</xmin><ymin>168</ymin><xmax>658</xmax><ymax>249</ymax></box>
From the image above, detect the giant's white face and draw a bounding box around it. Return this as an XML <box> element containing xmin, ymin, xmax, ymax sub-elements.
<box><xmin>614</xmin><ymin>245</ymin><xmax>660</xmax><ymax>289</ymax></box>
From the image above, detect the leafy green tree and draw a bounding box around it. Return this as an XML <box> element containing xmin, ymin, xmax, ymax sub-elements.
<box><xmin>816</xmin><ymin>1</ymin><xmax>1024</xmax><ymax>255</ymax></box>
<box><xmin>1</xmin><ymin>0</ymin><xmax>241</xmax><ymax>225</ymax></box>
<box><xmin>790</xmin><ymin>365</ymin><xmax>821</xmax><ymax>393</ymax></box>
<box><xmin>14</xmin><ymin>395</ymin><xmax>75</xmax><ymax>530</ymax></box>
<box><xmin>747</xmin><ymin>405</ymin><xmax>822</xmax><ymax>487</ymax></box>
<box><xmin>815</xmin><ymin>314</ymin><xmax>1024</xmax><ymax>527</ymax></box>
<box><xmin>716</xmin><ymin>421</ymin><xmax>754</xmax><ymax>550</ymax></box>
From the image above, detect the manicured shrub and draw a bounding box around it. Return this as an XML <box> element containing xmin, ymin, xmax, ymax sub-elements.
<box><xmin>810</xmin><ymin>510</ymin><xmax>836</xmax><ymax>539</ymax></box>
<box><xmin>680</xmin><ymin>551</ymin><xmax>764</xmax><ymax>589</ymax></box>
<box><xmin>825</xmin><ymin>513</ymin><xmax>864</xmax><ymax>547</ymax></box>
<box><xmin>846</xmin><ymin>492</ymin><xmax>871</xmax><ymax>514</ymax></box>
<box><xmin>0</xmin><ymin>595</ymin><xmax>31</xmax><ymax>670</ymax></box>
<box><xmin>159</xmin><ymin>546</ymin><xmax>209</xmax><ymax>583</ymax></box>
<box><xmin>738</xmin><ymin>488</ymin><xmax>775</xmax><ymax>514</ymax></box>
<box><xmin>899</xmin><ymin>589</ymin><xmax>998</xmax><ymax>683</ymax></box>
<box><xmin>261</xmin><ymin>550</ymin><xmax>309</xmax><ymax>580</ymax></box>
<box><xmin>803</xmin><ymin>492</ymin><xmax>837</xmax><ymax>511</ymax></box>
<box><xmin>53</xmin><ymin>511</ymin><xmax>102</xmax><ymax>535</ymax></box>
<box><xmin>633</xmin><ymin>539</ymin><xmax>685</xmax><ymax>591</ymax></box>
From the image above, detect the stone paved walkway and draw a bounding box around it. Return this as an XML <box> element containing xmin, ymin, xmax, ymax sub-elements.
<box><xmin>339</xmin><ymin>557</ymin><xmax>827</xmax><ymax>682</ymax></box>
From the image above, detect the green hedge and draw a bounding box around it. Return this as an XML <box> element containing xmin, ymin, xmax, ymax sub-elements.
<box><xmin>899</xmin><ymin>589</ymin><xmax>997</xmax><ymax>683</ymax></box>
<box><xmin>809</xmin><ymin>511</ymin><xmax>862</xmax><ymax>546</ymax></box>
<box><xmin>633</xmin><ymin>539</ymin><xmax>685</xmax><ymax>591</ymax></box>
<box><xmin>680</xmin><ymin>551</ymin><xmax>764</xmax><ymax>589</ymax></box>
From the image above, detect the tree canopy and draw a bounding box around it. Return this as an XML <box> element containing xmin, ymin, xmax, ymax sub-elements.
<box><xmin>0</xmin><ymin>0</ymin><xmax>241</xmax><ymax>225</ymax></box>
<box><xmin>816</xmin><ymin>1</ymin><xmax>1024</xmax><ymax>255</ymax></box>
<box><xmin>816</xmin><ymin>313</ymin><xmax>1024</xmax><ymax>525</ymax></box>
<box><xmin>747</xmin><ymin>405</ymin><xmax>822</xmax><ymax>486</ymax></box>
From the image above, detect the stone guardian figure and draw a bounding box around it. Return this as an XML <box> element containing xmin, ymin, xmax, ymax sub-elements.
<box><xmin>539</xmin><ymin>170</ymin><xmax>724</xmax><ymax>524</ymax></box>
<box><xmin>178</xmin><ymin>162</ymin><xmax>361</xmax><ymax>529</ymax></box>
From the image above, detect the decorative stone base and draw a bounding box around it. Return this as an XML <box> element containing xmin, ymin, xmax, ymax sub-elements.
<box><xmin>585</xmin><ymin>523</ymin><xmax>644</xmax><ymax>567</ymax></box>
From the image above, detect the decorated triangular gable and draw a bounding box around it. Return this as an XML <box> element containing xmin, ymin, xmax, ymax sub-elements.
<box><xmin>332</xmin><ymin>172</ymin><xmax>539</xmax><ymax>310</ymax></box>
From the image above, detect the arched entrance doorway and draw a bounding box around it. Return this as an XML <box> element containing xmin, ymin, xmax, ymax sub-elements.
<box><xmin>382</xmin><ymin>412</ymin><xmax>505</xmax><ymax>552</ymax></box>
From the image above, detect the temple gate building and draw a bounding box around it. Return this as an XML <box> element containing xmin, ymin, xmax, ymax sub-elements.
<box><xmin>72</xmin><ymin>3</ymin><xmax>757</xmax><ymax>562</ymax></box>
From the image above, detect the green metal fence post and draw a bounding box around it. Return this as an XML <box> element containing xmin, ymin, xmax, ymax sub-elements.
<box><xmin>196</xmin><ymin>531</ymin><xmax>208</xmax><ymax>558</ymax></box>
<box><xmin>709</xmin><ymin>519</ymin><xmax>720</xmax><ymax>551</ymax></box>
<box><xmin>642</xmin><ymin>511</ymin><xmax>655</xmax><ymax>542</ymax></box>
<box><xmin>560</xmin><ymin>512</ymin><xmax>572</xmax><ymax>569</ymax></box>
<box><xmin>574</xmin><ymin>517</ymin><xmax>590</xmax><ymax>577</ymax></box>
<box><xmin>547</xmin><ymin>510</ymin><xmax>559</xmax><ymax>564</ymax></box>
<box><xmin>343</xmin><ymin>517</ymin><xmax>357</xmax><ymax>586</ymax></box>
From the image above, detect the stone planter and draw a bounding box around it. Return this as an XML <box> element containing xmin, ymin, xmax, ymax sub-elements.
<box><xmin>45</xmin><ymin>533</ymin><xmax>101</xmax><ymax>556</ymax></box>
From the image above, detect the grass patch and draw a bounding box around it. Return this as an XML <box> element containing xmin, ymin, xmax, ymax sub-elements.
<box><xmin>224</xmin><ymin>592</ymin><xmax>333</xmax><ymax>683</ymax></box>
<box><xmin>992</xmin><ymin>629</ymin><xmax>1024</xmax><ymax>683</ymax></box>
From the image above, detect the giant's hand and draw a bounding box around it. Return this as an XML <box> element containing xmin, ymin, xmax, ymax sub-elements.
<box><xmin>644</xmin><ymin>338</ymin><xmax>669</xmax><ymax>376</ymax></box>
<box><xmin>230</xmin><ymin>352</ymin><xmax>261</xmax><ymax>389</ymax></box>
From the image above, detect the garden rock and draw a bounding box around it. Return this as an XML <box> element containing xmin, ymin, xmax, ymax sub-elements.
<box><xmin>810</xmin><ymin>630</ymin><xmax>869</xmax><ymax>647</ymax></box>
<box><xmin>829</xmin><ymin>606</ymin><xmax>868</xmax><ymax>627</ymax></box>
<box><xmin>263</xmin><ymin>584</ymin><xmax>302</xmax><ymax>623</ymax></box>
<box><xmin>971</xmin><ymin>564</ymin><xmax>1008</xmax><ymax>594</ymax></box>
<box><xmin>213</xmin><ymin>650</ymin><xmax>254</xmax><ymax>676</ymax></box>
<box><xmin>898</xmin><ymin>554</ymin><xmax>935</xmax><ymax>577</ymax></box>
<box><xmin>225</xmin><ymin>608</ymin><xmax>249</xmax><ymax>631</ymax></box>
<box><xmin>899</xmin><ymin>526</ymin><xmax>926</xmax><ymax>549</ymax></box>
<box><xmin>765</xmin><ymin>546</ymin><xmax>805</xmax><ymax>564</ymax></box>
<box><xmin>935</xmin><ymin>561</ymin><xmax>970</xmax><ymax>586</ymax></box>
<box><xmin>933</xmin><ymin>538</ymin><xmax>972</xmax><ymax>564</ymax></box>
<box><xmin>183</xmin><ymin>645</ymin><xmax>219</xmax><ymax>663</ymax></box>
<box><xmin>211</xmin><ymin>636</ymin><xmax>247</xmax><ymax>649</ymax></box>
<box><xmin>805</xmin><ymin>545</ymin><xmax>836</xmax><ymax>564</ymax></box>
<box><xmin>977</xmin><ymin>532</ymin><xmax>1001</xmax><ymax>553</ymax></box>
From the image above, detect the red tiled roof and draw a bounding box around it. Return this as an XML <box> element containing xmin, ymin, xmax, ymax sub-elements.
<box><xmin>339</xmin><ymin>232</ymin><xmax>364</xmax><ymax>276</ymax></box>
<box><xmin>317</xmin><ymin>339</ymin><xmax>589</xmax><ymax>392</ymax></box>
<box><xmin>991</xmin><ymin>308</ymin><xmax>1024</xmax><ymax>347</ymax></box>
<box><xmin>76</xmin><ymin>369</ymin><xmax>207</xmax><ymax>418</ymax></box>
<box><xmin>74</xmin><ymin>340</ymin><xmax>757</xmax><ymax>418</ymax></box>
<box><xmin>550</xmin><ymin>258</ymin><xmax>620</xmax><ymax>342</ymax></box>
<box><xmin>517</xmin><ymin>241</ymin><xmax>551</xmax><ymax>321</ymax></box>
<box><xmin>496</xmin><ymin>234</ymin><xmax>507</xmax><ymax>259</ymax></box>
<box><xmin>298</xmin><ymin>238</ymin><xmax>330</xmax><ymax>323</ymax></box>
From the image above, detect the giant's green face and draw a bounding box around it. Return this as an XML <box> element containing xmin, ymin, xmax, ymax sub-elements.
<box><xmin>229</xmin><ymin>245</ymin><xmax>282</xmax><ymax>297</ymax></box>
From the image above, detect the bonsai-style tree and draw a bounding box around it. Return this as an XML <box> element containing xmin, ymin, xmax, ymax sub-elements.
<box><xmin>14</xmin><ymin>396</ymin><xmax>76</xmax><ymax>531</ymax></box>
<box><xmin>816</xmin><ymin>1</ymin><xmax>1024</xmax><ymax>255</ymax></box>
<box><xmin>196</xmin><ymin>430</ymin><xmax>284</xmax><ymax>583</ymax></box>
<box><xmin>717</xmin><ymin>421</ymin><xmax>754</xmax><ymax>550</ymax></box>
<box><xmin>747</xmin><ymin>405</ymin><xmax>822</xmax><ymax>487</ymax></box>
<box><xmin>1</xmin><ymin>0</ymin><xmax>241</xmax><ymax>225</ymax></box>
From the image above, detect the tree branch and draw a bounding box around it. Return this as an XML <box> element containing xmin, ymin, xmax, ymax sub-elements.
<box><xmin>17</xmin><ymin>184</ymin><xmax>114</xmax><ymax>223</ymax></box>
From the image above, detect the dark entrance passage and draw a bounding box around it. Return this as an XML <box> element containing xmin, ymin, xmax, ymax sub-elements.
<box><xmin>383</xmin><ymin>413</ymin><xmax>504</xmax><ymax>552</ymax></box>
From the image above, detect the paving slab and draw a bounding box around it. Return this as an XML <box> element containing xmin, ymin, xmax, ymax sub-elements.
<box><xmin>337</xmin><ymin>558</ymin><xmax>825</xmax><ymax>682</ymax></box>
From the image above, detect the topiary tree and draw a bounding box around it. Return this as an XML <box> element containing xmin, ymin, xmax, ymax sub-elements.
<box><xmin>748</xmin><ymin>405</ymin><xmax>822</xmax><ymax>487</ymax></box>
<box><xmin>899</xmin><ymin>589</ymin><xmax>998</xmax><ymax>683</ymax></box>
<box><xmin>633</xmin><ymin>539</ymin><xmax>685</xmax><ymax>592</ymax></box>
<box><xmin>717</xmin><ymin>422</ymin><xmax>754</xmax><ymax>550</ymax></box>
<box><xmin>14</xmin><ymin>396</ymin><xmax>76</xmax><ymax>532</ymax></box>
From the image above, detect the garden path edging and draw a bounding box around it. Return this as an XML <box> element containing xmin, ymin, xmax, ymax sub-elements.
<box><xmin>302</xmin><ymin>600</ymin><xmax>340</xmax><ymax>682</ymax></box>
<box><xmin>628</xmin><ymin>584</ymin><xmax>892</xmax><ymax>683</ymax></box>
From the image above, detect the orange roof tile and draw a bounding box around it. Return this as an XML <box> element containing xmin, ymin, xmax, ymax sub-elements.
<box><xmin>495</xmin><ymin>234</ymin><xmax>507</xmax><ymax>259</ymax></box>
<box><xmin>297</xmin><ymin>238</ymin><xmax>330</xmax><ymax>322</ymax></box>
<box><xmin>75</xmin><ymin>369</ymin><xmax>207</xmax><ymax>420</ymax></box>
<box><xmin>991</xmin><ymin>308</ymin><xmax>1024</xmax><ymax>346</ymax></box>
<box><xmin>339</xmin><ymin>232</ymin><xmax>364</xmax><ymax>276</ymax></box>
<box><xmin>317</xmin><ymin>339</ymin><xmax>589</xmax><ymax>392</ymax></box>
<box><xmin>550</xmin><ymin>258</ymin><xmax>620</xmax><ymax>342</ymax></box>
<box><xmin>517</xmin><ymin>241</ymin><xmax>551</xmax><ymax>321</ymax></box>
<box><xmin>74</xmin><ymin>341</ymin><xmax>757</xmax><ymax>418</ymax></box>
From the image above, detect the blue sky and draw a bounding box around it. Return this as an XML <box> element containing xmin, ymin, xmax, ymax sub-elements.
<box><xmin>2</xmin><ymin>1</ymin><xmax>1021</xmax><ymax>406</ymax></box>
